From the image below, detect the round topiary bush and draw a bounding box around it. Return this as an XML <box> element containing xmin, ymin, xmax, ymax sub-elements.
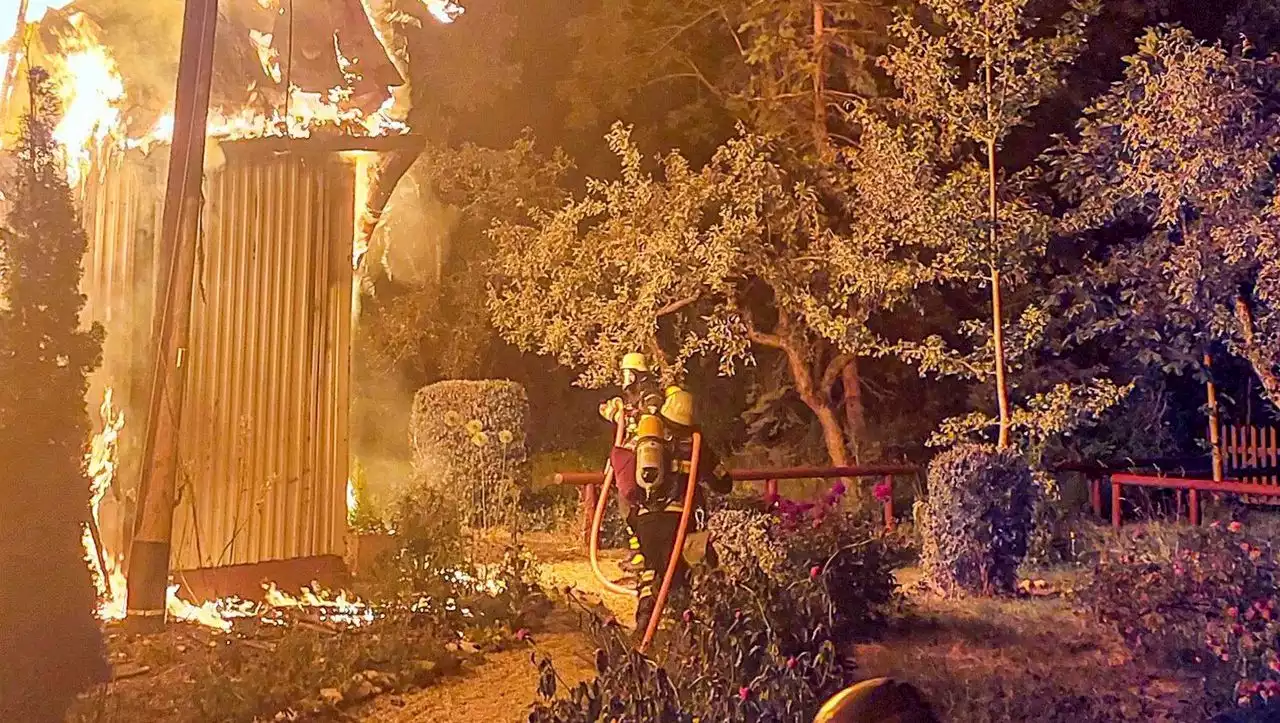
<box><xmin>410</xmin><ymin>380</ymin><xmax>530</xmax><ymax>528</ymax></box>
<box><xmin>919</xmin><ymin>444</ymin><xmax>1035</xmax><ymax>595</ymax></box>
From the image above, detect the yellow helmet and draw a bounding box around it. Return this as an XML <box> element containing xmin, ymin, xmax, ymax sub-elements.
<box><xmin>635</xmin><ymin>414</ymin><xmax>665</xmax><ymax>439</ymax></box>
<box><xmin>814</xmin><ymin>678</ymin><xmax>936</xmax><ymax>723</ymax></box>
<box><xmin>621</xmin><ymin>353</ymin><xmax>650</xmax><ymax>373</ymax></box>
<box><xmin>660</xmin><ymin>388</ymin><xmax>694</xmax><ymax>427</ymax></box>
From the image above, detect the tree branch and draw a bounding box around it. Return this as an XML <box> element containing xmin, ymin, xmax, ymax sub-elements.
<box><xmin>655</xmin><ymin>294</ymin><xmax>701</xmax><ymax>318</ymax></box>
<box><xmin>1235</xmin><ymin>294</ymin><xmax>1280</xmax><ymax>407</ymax></box>
<box><xmin>820</xmin><ymin>352</ymin><xmax>855</xmax><ymax>396</ymax></box>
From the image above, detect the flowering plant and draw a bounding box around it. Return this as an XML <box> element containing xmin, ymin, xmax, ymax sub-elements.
<box><xmin>1084</xmin><ymin>521</ymin><xmax>1280</xmax><ymax>713</ymax></box>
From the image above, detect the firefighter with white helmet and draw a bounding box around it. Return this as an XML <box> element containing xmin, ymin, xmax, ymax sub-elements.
<box><xmin>598</xmin><ymin>353</ymin><xmax>664</xmax><ymax>573</ymax></box>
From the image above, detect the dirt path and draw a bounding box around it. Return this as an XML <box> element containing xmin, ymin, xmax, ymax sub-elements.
<box><xmin>356</xmin><ymin>534</ymin><xmax>632</xmax><ymax>722</ymax></box>
<box><xmin>355</xmin><ymin>624</ymin><xmax>597</xmax><ymax>723</ymax></box>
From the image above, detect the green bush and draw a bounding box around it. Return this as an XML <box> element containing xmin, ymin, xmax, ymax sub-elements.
<box><xmin>410</xmin><ymin>380</ymin><xmax>529</xmax><ymax>528</ymax></box>
<box><xmin>919</xmin><ymin>445</ymin><xmax>1035</xmax><ymax>595</ymax></box>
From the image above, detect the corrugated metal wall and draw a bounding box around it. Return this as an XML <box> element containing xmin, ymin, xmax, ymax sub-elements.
<box><xmin>81</xmin><ymin>144</ymin><xmax>358</xmax><ymax>571</ymax></box>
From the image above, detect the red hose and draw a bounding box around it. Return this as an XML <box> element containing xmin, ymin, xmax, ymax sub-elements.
<box><xmin>639</xmin><ymin>431</ymin><xmax>700</xmax><ymax>653</ymax></box>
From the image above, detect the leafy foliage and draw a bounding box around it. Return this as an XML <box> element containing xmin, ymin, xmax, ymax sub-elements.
<box><xmin>409</xmin><ymin>380</ymin><xmax>530</xmax><ymax>530</ymax></box>
<box><xmin>918</xmin><ymin>445</ymin><xmax>1035</xmax><ymax>595</ymax></box>
<box><xmin>527</xmin><ymin>510</ymin><xmax>902</xmax><ymax>722</ymax></box>
<box><xmin>558</xmin><ymin>0</ymin><xmax>890</xmax><ymax>155</ymax></box>
<box><xmin>487</xmin><ymin>124</ymin><xmax>913</xmax><ymax>465</ymax></box>
<box><xmin>0</xmin><ymin>68</ymin><xmax>108</xmax><ymax>722</ymax></box>
<box><xmin>839</xmin><ymin>0</ymin><xmax>1120</xmax><ymax>448</ymax></box>
<box><xmin>1082</xmin><ymin>522</ymin><xmax>1280</xmax><ymax>715</ymax></box>
<box><xmin>1056</xmin><ymin>26</ymin><xmax>1280</xmax><ymax>411</ymax></box>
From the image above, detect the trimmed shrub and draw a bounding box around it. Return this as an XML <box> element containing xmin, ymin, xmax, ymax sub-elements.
<box><xmin>410</xmin><ymin>380</ymin><xmax>529</xmax><ymax>528</ymax></box>
<box><xmin>919</xmin><ymin>445</ymin><xmax>1035</xmax><ymax>595</ymax></box>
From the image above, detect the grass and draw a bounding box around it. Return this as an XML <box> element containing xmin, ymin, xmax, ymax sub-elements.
<box><xmin>853</xmin><ymin>566</ymin><xmax>1208</xmax><ymax>723</ymax></box>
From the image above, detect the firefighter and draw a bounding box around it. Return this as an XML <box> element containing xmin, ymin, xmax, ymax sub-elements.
<box><xmin>598</xmin><ymin>353</ymin><xmax>664</xmax><ymax>573</ymax></box>
<box><xmin>630</xmin><ymin>386</ymin><xmax>732</xmax><ymax>629</ymax></box>
<box><xmin>813</xmin><ymin>677</ymin><xmax>939</xmax><ymax>723</ymax></box>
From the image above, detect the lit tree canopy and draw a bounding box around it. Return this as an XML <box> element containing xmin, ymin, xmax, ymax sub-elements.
<box><xmin>832</xmin><ymin>0</ymin><xmax>1130</xmax><ymax>449</ymax></box>
<box><xmin>487</xmin><ymin>124</ymin><xmax>912</xmax><ymax>465</ymax></box>
<box><xmin>1056</xmin><ymin>26</ymin><xmax>1280</xmax><ymax>409</ymax></box>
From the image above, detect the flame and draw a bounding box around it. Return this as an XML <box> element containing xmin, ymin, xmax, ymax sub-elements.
<box><xmin>84</xmin><ymin>387</ymin><xmax>125</xmax><ymax>621</ymax></box>
<box><xmin>424</xmin><ymin>0</ymin><xmax>465</xmax><ymax>24</ymax></box>
<box><xmin>264</xmin><ymin>582</ymin><xmax>375</xmax><ymax>627</ymax></box>
<box><xmin>48</xmin><ymin>13</ymin><xmax>126</xmax><ymax>186</ymax></box>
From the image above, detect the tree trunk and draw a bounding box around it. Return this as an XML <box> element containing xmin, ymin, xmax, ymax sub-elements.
<box><xmin>1235</xmin><ymin>295</ymin><xmax>1280</xmax><ymax>410</ymax></box>
<box><xmin>813</xmin><ymin>401</ymin><xmax>850</xmax><ymax>467</ymax></box>
<box><xmin>779</xmin><ymin>337</ymin><xmax>849</xmax><ymax>467</ymax></box>
<box><xmin>842</xmin><ymin>359</ymin><xmax>864</xmax><ymax>463</ymax></box>
<box><xmin>984</xmin><ymin>32</ymin><xmax>1011</xmax><ymax>448</ymax></box>
<box><xmin>812</xmin><ymin>1</ymin><xmax>827</xmax><ymax>152</ymax></box>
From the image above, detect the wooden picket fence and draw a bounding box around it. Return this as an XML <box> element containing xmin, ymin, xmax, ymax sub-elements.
<box><xmin>1223</xmin><ymin>424</ymin><xmax>1280</xmax><ymax>503</ymax></box>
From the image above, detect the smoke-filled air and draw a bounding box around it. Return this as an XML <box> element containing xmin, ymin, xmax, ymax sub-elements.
<box><xmin>2</xmin><ymin>0</ymin><xmax>1280</xmax><ymax>722</ymax></box>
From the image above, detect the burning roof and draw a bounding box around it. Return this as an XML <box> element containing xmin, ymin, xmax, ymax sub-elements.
<box><xmin>0</xmin><ymin>0</ymin><xmax>432</xmax><ymax>184</ymax></box>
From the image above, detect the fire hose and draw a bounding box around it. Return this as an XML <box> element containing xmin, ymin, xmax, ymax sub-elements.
<box><xmin>586</xmin><ymin>419</ymin><xmax>701</xmax><ymax>653</ymax></box>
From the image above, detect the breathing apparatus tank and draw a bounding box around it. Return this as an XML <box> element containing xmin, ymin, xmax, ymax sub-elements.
<box><xmin>634</xmin><ymin>414</ymin><xmax>667</xmax><ymax>492</ymax></box>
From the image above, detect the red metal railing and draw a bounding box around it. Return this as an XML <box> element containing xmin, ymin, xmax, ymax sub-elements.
<box><xmin>1107</xmin><ymin>473</ymin><xmax>1280</xmax><ymax>528</ymax></box>
<box><xmin>554</xmin><ymin>464</ymin><xmax>919</xmax><ymax>544</ymax></box>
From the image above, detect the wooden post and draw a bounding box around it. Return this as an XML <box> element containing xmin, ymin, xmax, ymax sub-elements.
<box><xmin>1111</xmin><ymin>477</ymin><xmax>1122</xmax><ymax>530</ymax></box>
<box><xmin>881</xmin><ymin>474</ymin><xmax>895</xmax><ymax>531</ymax></box>
<box><xmin>1090</xmin><ymin>477</ymin><xmax>1102</xmax><ymax>519</ymax></box>
<box><xmin>1198</xmin><ymin>352</ymin><xmax>1224</xmax><ymax>527</ymax></box>
<box><xmin>125</xmin><ymin>0</ymin><xmax>218</xmax><ymax>633</ymax></box>
<box><xmin>581</xmin><ymin>483</ymin><xmax>597</xmax><ymax>549</ymax></box>
<box><xmin>765</xmin><ymin>478</ymin><xmax>779</xmax><ymax>500</ymax></box>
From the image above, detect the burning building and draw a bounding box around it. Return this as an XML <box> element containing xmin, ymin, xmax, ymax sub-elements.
<box><xmin>0</xmin><ymin>0</ymin><xmax>444</xmax><ymax>605</ymax></box>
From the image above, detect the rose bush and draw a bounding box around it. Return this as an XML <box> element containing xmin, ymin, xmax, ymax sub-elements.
<box><xmin>1083</xmin><ymin>521</ymin><xmax>1280</xmax><ymax>715</ymax></box>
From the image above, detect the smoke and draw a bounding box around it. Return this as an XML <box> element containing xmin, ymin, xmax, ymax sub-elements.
<box><xmin>372</xmin><ymin>159</ymin><xmax>459</xmax><ymax>288</ymax></box>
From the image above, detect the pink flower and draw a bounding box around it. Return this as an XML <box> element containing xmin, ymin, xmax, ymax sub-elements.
<box><xmin>810</xmin><ymin>565</ymin><xmax>822</xmax><ymax>580</ymax></box>
<box><xmin>830</xmin><ymin>481</ymin><xmax>847</xmax><ymax>496</ymax></box>
<box><xmin>1229</xmin><ymin>521</ymin><xmax>1243</xmax><ymax>533</ymax></box>
<box><xmin>786</xmin><ymin>657</ymin><xmax>798</xmax><ymax>670</ymax></box>
<box><xmin>516</xmin><ymin>628</ymin><xmax>531</xmax><ymax>642</ymax></box>
<box><xmin>682</xmin><ymin>609</ymin><xmax>694</xmax><ymax>624</ymax></box>
<box><xmin>873</xmin><ymin>481</ymin><xmax>892</xmax><ymax>502</ymax></box>
<box><xmin>738</xmin><ymin>686</ymin><xmax>751</xmax><ymax>701</ymax></box>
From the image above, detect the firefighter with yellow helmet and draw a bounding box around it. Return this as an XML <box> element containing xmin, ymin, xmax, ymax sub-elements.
<box><xmin>813</xmin><ymin>677</ymin><xmax>939</xmax><ymax>723</ymax></box>
<box><xmin>627</xmin><ymin>384</ymin><xmax>732</xmax><ymax>628</ymax></box>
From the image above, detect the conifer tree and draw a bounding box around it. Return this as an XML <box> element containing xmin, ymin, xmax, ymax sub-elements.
<box><xmin>0</xmin><ymin>67</ymin><xmax>107</xmax><ymax>722</ymax></box>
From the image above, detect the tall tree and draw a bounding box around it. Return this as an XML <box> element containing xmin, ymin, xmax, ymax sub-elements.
<box><xmin>847</xmin><ymin>0</ymin><xmax>1099</xmax><ymax>448</ymax></box>
<box><xmin>0</xmin><ymin>68</ymin><xmax>107</xmax><ymax>722</ymax></box>
<box><xmin>1056</xmin><ymin>27</ymin><xmax>1280</xmax><ymax>411</ymax></box>
<box><xmin>488</xmin><ymin>125</ymin><xmax>916</xmax><ymax>467</ymax></box>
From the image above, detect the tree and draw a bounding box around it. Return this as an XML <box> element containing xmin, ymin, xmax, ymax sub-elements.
<box><xmin>844</xmin><ymin>0</ymin><xmax>1102</xmax><ymax>449</ymax></box>
<box><xmin>0</xmin><ymin>68</ymin><xmax>107</xmax><ymax>722</ymax></box>
<box><xmin>488</xmin><ymin>125</ymin><xmax>914</xmax><ymax>467</ymax></box>
<box><xmin>1056</xmin><ymin>27</ymin><xmax>1280</xmax><ymax>411</ymax></box>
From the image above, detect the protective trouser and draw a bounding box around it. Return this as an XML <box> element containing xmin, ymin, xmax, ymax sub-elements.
<box><xmin>629</xmin><ymin>508</ymin><xmax>713</xmax><ymax>628</ymax></box>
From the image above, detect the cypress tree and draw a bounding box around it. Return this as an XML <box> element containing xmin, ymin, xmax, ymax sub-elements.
<box><xmin>0</xmin><ymin>67</ymin><xmax>108</xmax><ymax>721</ymax></box>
